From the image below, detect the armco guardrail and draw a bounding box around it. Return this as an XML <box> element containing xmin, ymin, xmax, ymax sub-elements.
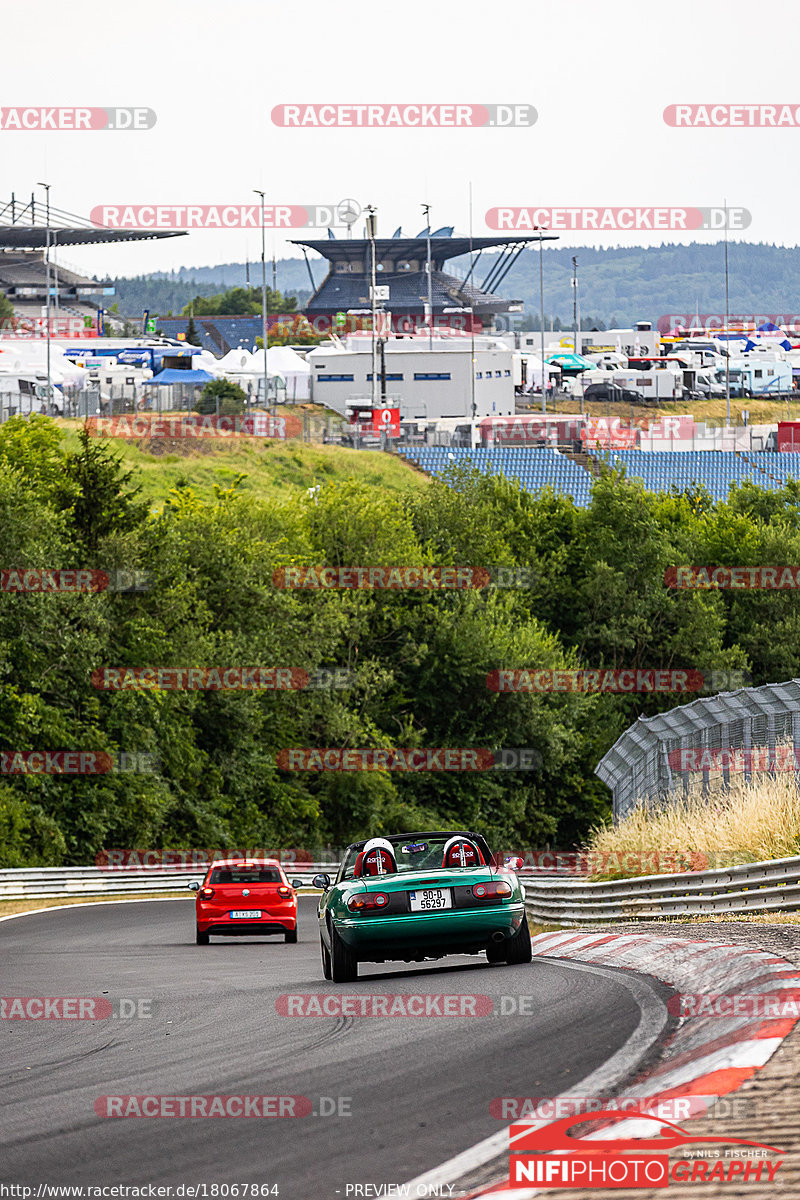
<box><xmin>0</xmin><ymin>863</ymin><xmax>565</xmax><ymax>902</ymax></box>
<box><xmin>0</xmin><ymin>863</ymin><xmax>339</xmax><ymax>901</ymax></box>
<box><xmin>524</xmin><ymin>854</ymin><xmax>800</xmax><ymax>925</ymax></box>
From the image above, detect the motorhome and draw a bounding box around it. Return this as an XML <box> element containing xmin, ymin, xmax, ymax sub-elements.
<box><xmin>710</xmin><ymin>357</ymin><xmax>792</xmax><ymax>396</ymax></box>
<box><xmin>611</xmin><ymin>366</ymin><xmax>683</xmax><ymax>401</ymax></box>
<box><xmin>0</xmin><ymin>373</ymin><xmax>57</xmax><ymax>418</ymax></box>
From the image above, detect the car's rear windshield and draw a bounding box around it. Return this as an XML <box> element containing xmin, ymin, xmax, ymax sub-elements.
<box><xmin>339</xmin><ymin>836</ymin><xmax>488</xmax><ymax>881</ymax></box>
<box><xmin>209</xmin><ymin>868</ymin><xmax>283</xmax><ymax>884</ymax></box>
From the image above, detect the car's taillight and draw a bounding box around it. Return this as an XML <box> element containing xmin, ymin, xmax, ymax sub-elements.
<box><xmin>277</xmin><ymin>885</ymin><xmax>292</xmax><ymax>897</ymax></box>
<box><xmin>199</xmin><ymin>886</ymin><xmax>215</xmax><ymax>899</ymax></box>
<box><xmin>347</xmin><ymin>892</ymin><xmax>389</xmax><ymax>912</ymax></box>
<box><xmin>473</xmin><ymin>881</ymin><xmax>513</xmax><ymax>900</ymax></box>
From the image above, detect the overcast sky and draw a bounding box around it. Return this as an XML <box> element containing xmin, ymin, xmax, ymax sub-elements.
<box><xmin>3</xmin><ymin>0</ymin><xmax>796</xmax><ymax>279</ymax></box>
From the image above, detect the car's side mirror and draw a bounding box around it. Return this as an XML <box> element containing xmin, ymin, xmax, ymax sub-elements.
<box><xmin>290</xmin><ymin>879</ymin><xmax>304</xmax><ymax>890</ymax></box>
<box><xmin>504</xmin><ymin>856</ymin><xmax>525</xmax><ymax>872</ymax></box>
<box><xmin>312</xmin><ymin>873</ymin><xmax>331</xmax><ymax>890</ymax></box>
<box><xmin>189</xmin><ymin>880</ymin><xmax>201</xmax><ymax>891</ymax></box>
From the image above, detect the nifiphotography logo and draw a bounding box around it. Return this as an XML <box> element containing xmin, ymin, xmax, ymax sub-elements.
<box><xmin>509</xmin><ymin>1109</ymin><xmax>784</xmax><ymax>1188</ymax></box>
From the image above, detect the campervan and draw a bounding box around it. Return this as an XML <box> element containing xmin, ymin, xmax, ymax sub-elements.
<box><xmin>0</xmin><ymin>373</ymin><xmax>57</xmax><ymax>418</ymax></box>
<box><xmin>711</xmin><ymin>357</ymin><xmax>792</xmax><ymax>397</ymax></box>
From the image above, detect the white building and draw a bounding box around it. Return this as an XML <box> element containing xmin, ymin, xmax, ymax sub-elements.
<box><xmin>307</xmin><ymin>335</ymin><xmax>515</xmax><ymax>421</ymax></box>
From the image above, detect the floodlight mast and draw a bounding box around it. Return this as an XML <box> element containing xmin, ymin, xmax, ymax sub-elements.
<box><xmin>37</xmin><ymin>182</ymin><xmax>51</xmax><ymax>406</ymax></box>
<box><xmin>366</xmin><ymin>206</ymin><xmax>378</xmax><ymax>408</ymax></box>
<box><xmin>254</xmin><ymin>189</ymin><xmax>270</xmax><ymax>415</ymax></box>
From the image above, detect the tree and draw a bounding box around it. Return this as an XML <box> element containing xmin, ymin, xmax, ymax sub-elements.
<box><xmin>0</xmin><ymin>293</ymin><xmax>15</xmax><ymax>325</ymax></box>
<box><xmin>53</xmin><ymin>428</ymin><xmax>148</xmax><ymax>557</ymax></box>
<box><xmin>185</xmin><ymin>315</ymin><xmax>201</xmax><ymax>346</ymax></box>
<box><xmin>196</xmin><ymin>378</ymin><xmax>247</xmax><ymax>415</ymax></box>
<box><xmin>183</xmin><ymin>286</ymin><xmax>298</xmax><ymax>318</ymax></box>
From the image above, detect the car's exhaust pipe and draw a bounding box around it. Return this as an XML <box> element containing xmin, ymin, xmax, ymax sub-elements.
<box><xmin>491</xmin><ymin>931</ymin><xmax>505</xmax><ymax>943</ymax></box>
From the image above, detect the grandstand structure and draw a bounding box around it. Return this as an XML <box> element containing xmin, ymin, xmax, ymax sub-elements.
<box><xmin>398</xmin><ymin>445</ymin><xmax>800</xmax><ymax>508</ymax></box>
<box><xmin>289</xmin><ymin>228</ymin><xmax>557</xmax><ymax>335</ymax></box>
<box><xmin>600</xmin><ymin>449</ymin><xmax>800</xmax><ymax>503</ymax></box>
<box><xmin>0</xmin><ymin>193</ymin><xmax>185</xmax><ymax>326</ymax></box>
<box><xmin>398</xmin><ymin>446</ymin><xmax>594</xmax><ymax>507</ymax></box>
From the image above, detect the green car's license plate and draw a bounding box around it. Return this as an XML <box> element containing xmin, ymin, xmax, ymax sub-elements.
<box><xmin>408</xmin><ymin>888</ymin><xmax>452</xmax><ymax>911</ymax></box>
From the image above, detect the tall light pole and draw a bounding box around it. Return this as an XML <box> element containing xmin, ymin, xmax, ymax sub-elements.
<box><xmin>37</xmin><ymin>182</ymin><xmax>51</xmax><ymax>407</ymax></box>
<box><xmin>254</xmin><ymin>189</ymin><xmax>269</xmax><ymax>414</ymax></box>
<box><xmin>422</xmin><ymin>203</ymin><xmax>433</xmax><ymax>350</ymax></box>
<box><xmin>469</xmin><ymin>183</ymin><xmax>476</xmax><ymax>444</ymax></box>
<box><xmin>724</xmin><ymin>198</ymin><xmax>730</xmax><ymax>427</ymax></box>
<box><xmin>366</xmin><ymin>206</ymin><xmax>378</xmax><ymax>408</ymax></box>
<box><xmin>572</xmin><ymin>256</ymin><xmax>579</xmax><ymax>356</ymax></box>
<box><xmin>539</xmin><ymin>229</ymin><xmax>547</xmax><ymax>414</ymax></box>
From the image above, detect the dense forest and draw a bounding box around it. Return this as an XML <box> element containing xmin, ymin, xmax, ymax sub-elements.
<box><xmin>3</xmin><ymin>416</ymin><xmax>800</xmax><ymax>866</ymax></box>
<box><xmin>106</xmin><ymin>242</ymin><xmax>800</xmax><ymax>329</ymax></box>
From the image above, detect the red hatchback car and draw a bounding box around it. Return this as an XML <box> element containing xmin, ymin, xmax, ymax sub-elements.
<box><xmin>190</xmin><ymin>858</ymin><xmax>304</xmax><ymax>945</ymax></box>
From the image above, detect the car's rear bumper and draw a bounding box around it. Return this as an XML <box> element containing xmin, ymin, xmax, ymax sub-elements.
<box><xmin>197</xmin><ymin>911</ymin><xmax>296</xmax><ymax>936</ymax></box>
<box><xmin>333</xmin><ymin>902</ymin><xmax>525</xmax><ymax>959</ymax></box>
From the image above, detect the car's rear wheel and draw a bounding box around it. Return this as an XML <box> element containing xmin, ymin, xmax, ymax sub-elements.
<box><xmin>329</xmin><ymin>921</ymin><xmax>358</xmax><ymax>982</ymax></box>
<box><xmin>505</xmin><ymin>917</ymin><xmax>532</xmax><ymax>964</ymax></box>
<box><xmin>196</xmin><ymin>926</ymin><xmax>209</xmax><ymax>946</ymax></box>
<box><xmin>320</xmin><ymin>934</ymin><xmax>332</xmax><ymax>980</ymax></box>
<box><xmin>486</xmin><ymin>939</ymin><xmax>506</xmax><ymax>964</ymax></box>
<box><xmin>285</xmin><ymin>925</ymin><xmax>298</xmax><ymax>944</ymax></box>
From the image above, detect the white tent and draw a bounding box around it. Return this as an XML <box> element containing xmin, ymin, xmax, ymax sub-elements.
<box><xmin>0</xmin><ymin>342</ymin><xmax>88</xmax><ymax>387</ymax></box>
<box><xmin>520</xmin><ymin>353</ymin><xmax>561</xmax><ymax>389</ymax></box>
<box><xmin>216</xmin><ymin>348</ymin><xmax>256</xmax><ymax>374</ymax></box>
<box><xmin>191</xmin><ymin>349</ymin><xmax>222</xmax><ymax>375</ymax></box>
<box><xmin>249</xmin><ymin>346</ymin><xmax>311</xmax><ymax>400</ymax></box>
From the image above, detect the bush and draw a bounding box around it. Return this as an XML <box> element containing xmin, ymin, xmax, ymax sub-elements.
<box><xmin>196</xmin><ymin>379</ymin><xmax>247</xmax><ymax>416</ymax></box>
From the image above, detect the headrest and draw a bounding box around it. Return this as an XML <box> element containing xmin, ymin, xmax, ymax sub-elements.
<box><xmin>354</xmin><ymin>837</ymin><xmax>397</xmax><ymax>877</ymax></box>
<box><xmin>442</xmin><ymin>836</ymin><xmax>484</xmax><ymax>868</ymax></box>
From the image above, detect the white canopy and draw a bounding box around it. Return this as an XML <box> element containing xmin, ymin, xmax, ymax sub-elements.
<box><xmin>216</xmin><ymin>348</ymin><xmax>256</xmax><ymax>373</ymax></box>
<box><xmin>249</xmin><ymin>346</ymin><xmax>311</xmax><ymax>400</ymax></box>
<box><xmin>520</xmin><ymin>353</ymin><xmax>560</xmax><ymax>388</ymax></box>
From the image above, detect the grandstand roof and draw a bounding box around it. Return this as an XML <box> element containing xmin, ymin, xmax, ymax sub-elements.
<box><xmin>0</xmin><ymin>224</ymin><xmax>185</xmax><ymax>249</ymax></box>
<box><xmin>290</xmin><ymin>234</ymin><xmax>556</xmax><ymax>266</ymax></box>
<box><xmin>0</xmin><ymin>194</ymin><xmax>186</xmax><ymax>249</ymax></box>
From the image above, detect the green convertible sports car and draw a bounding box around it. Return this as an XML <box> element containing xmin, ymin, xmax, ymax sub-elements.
<box><xmin>313</xmin><ymin>831</ymin><xmax>531</xmax><ymax>982</ymax></box>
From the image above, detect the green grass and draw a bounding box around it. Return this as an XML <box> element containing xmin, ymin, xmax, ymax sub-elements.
<box><xmin>56</xmin><ymin>417</ymin><xmax>429</xmax><ymax>510</ymax></box>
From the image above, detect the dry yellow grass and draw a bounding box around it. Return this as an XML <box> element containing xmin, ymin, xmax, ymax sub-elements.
<box><xmin>586</xmin><ymin>773</ymin><xmax>800</xmax><ymax>879</ymax></box>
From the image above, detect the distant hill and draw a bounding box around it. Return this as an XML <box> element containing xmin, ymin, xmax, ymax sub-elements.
<box><xmin>106</xmin><ymin>242</ymin><xmax>800</xmax><ymax>329</ymax></box>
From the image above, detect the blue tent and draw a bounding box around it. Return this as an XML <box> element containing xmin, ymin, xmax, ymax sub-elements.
<box><xmin>146</xmin><ymin>368</ymin><xmax>216</xmax><ymax>386</ymax></box>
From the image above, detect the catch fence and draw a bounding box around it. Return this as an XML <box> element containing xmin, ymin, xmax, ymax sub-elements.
<box><xmin>596</xmin><ymin>679</ymin><xmax>800</xmax><ymax>821</ymax></box>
